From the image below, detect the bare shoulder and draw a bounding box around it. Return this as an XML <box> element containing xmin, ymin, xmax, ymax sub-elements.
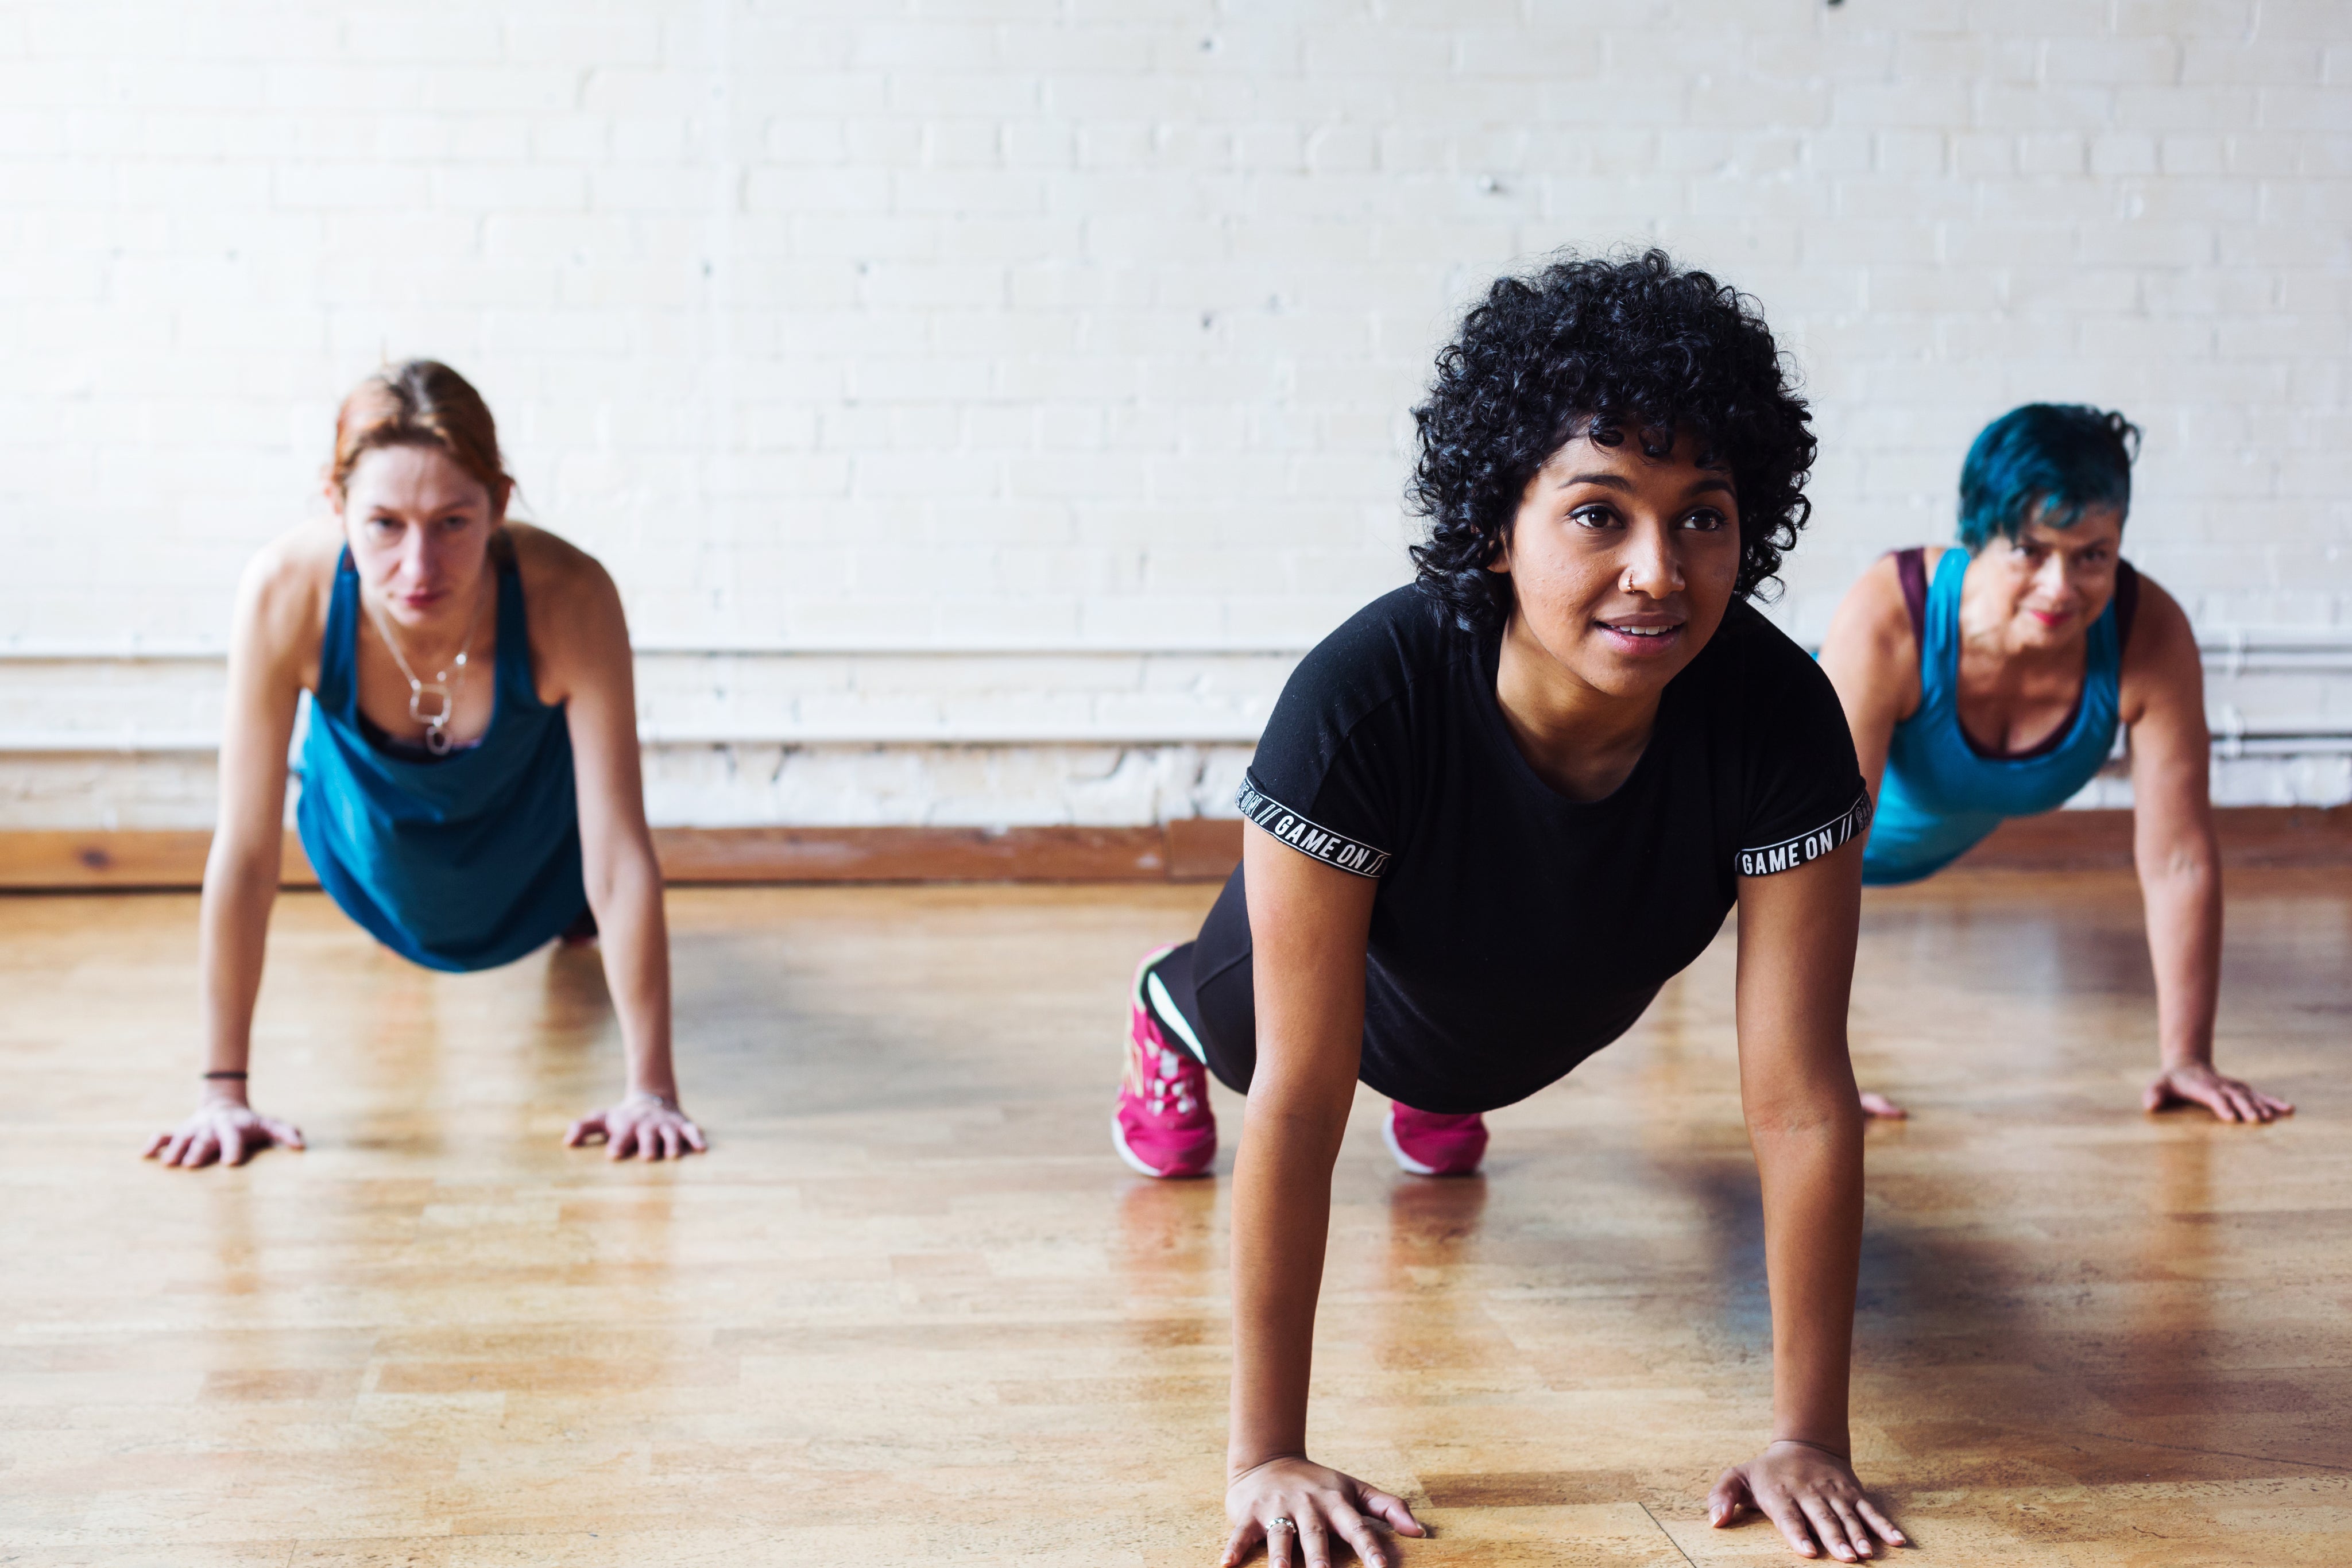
<box><xmin>506</xmin><ymin>525</ymin><xmax>629</xmax><ymax>696</ymax></box>
<box><xmin>2121</xmin><ymin>568</ymin><xmax>2200</xmax><ymax>690</ymax></box>
<box><xmin>2125</xmin><ymin>567</ymin><xmax>2191</xmax><ymax>643</ymax></box>
<box><xmin>1821</xmin><ymin>550</ymin><xmax>1918</xmax><ymax>660</ymax></box>
<box><xmin>506</xmin><ymin>522</ymin><xmax>620</xmax><ymax>613</ymax></box>
<box><xmin>234</xmin><ymin>522</ymin><xmax>340</xmax><ymax>658</ymax></box>
<box><xmin>1817</xmin><ymin>548</ymin><xmax>1936</xmax><ymax>738</ymax></box>
<box><xmin>242</xmin><ymin>521</ymin><xmax>340</xmax><ymax>597</ymax></box>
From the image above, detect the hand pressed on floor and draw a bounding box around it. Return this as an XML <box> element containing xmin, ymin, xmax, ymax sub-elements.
<box><xmin>565</xmin><ymin>1093</ymin><xmax>707</xmax><ymax>1160</ymax></box>
<box><xmin>1710</xmin><ymin>1441</ymin><xmax>1906</xmax><ymax>1561</ymax></box>
<box><xmin>2144</xmin><ymin>1062</ymin><xmax>2293</xmax><ymax>1125</ymax></box>
<box><xmin>144</xmin><ymin>1099</ymin><xmax>305</xmax><ymax>1168</ymax></box>
<box><xmin>1224</xmin><ymin>1455</ymin><xmax>1425</xmax><ymax>1568</ymax></box>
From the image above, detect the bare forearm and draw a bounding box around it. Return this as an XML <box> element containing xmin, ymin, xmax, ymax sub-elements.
<box><xmin>2137</xmin><ymin>847</ymin><xmax>2221</xmax><ymax>1068</ymax></box>
<box><xmin>197</xmin><ymin>847</ymin><xmax>280</xmax><ymax>1097</ymax></box>
<box><xmin>1227</xmin><ymin>1100</ymin><xmax>1347</xmax><ymax>1475</ymax></box>
<box><xmin>1752</xmin><ymin>1116</ymin><xmax>1863</xmax><ymax>1452</ymax></box>
<box><xmin>589</xmin><ymin>843</ymin><xmax>677</xmax><ymax>1098</ymax></box>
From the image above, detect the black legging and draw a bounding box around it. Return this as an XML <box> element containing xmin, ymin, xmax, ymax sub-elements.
<box><xmin>1155</xmin><ymin>866</ymin><xmax>1262</xmax><ymax>1094</ymax></box>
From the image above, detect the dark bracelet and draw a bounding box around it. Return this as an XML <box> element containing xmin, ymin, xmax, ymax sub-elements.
<box><xmin>203</xmin><ymin>1070</ymin><xmax>249</xmax><ymax>1081</ymax></box>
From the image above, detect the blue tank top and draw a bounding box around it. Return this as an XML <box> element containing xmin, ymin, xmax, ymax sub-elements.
<box><xmin>295</xmin><ymin>546</ymin><xmax>588</xmax><ymax>971</ymax></box>
<box><xmin>1861</xmin><ymin>546</ymin><xmax>2136</xmax><ymax>886</ymax></box>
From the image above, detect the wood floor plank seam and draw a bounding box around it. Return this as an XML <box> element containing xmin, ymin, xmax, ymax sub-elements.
<box><xmin>2057</xmin><ymin>1429</ymin><xmax>2352</xmax><ymax>1476</ymax></box>
<box><xmin>1639</xmin><ymin>1500</ymin><xmax>1703</xmax><ymax>1565</ymax></box>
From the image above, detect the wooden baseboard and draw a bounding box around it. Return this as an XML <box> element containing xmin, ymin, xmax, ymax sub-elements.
<box><xmin>1955</xmin><ymin>805</ymin><xmax>2352</xmax><ymax>870</ymax></box>
<box><xmin>0</xmin><ymin>821</ymin><xmax>1251</xmax><ymax>891</ymax></box>
<box><xmin>0</xmin><ymin>830</ymin><xmax>321</xmax><ymax>891</ymax></box>
<box><xmin>2</xmin><ymin>807</ymin><xmax>2346</xmax><ymax>892</ymax></box>
<box><xmin>652</xmin><ymin>824</ymin><xmax>1241</xmax><ymax>884</ymax></box>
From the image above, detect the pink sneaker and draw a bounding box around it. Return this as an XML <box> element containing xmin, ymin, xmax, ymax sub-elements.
<box><xmin>1383</xmin><ymin>1102</ymin><xmax>1488</xmax><ymax>1176</ymax></box>
<box><xmin>1112</xmin><ymin>947</ymin><xmax>1217</xmax><ymax>1179</ymax></box>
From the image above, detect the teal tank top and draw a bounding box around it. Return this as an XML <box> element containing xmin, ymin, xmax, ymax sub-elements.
<box><xmin>1861</xmin><ymin>546</ymin><xmax>2137</xmax><ymax>886</ymax></box>
<box><xmin>295</xmin><ymin>545</ymin><xmax>589</xmax><ymax>971</ymax></box>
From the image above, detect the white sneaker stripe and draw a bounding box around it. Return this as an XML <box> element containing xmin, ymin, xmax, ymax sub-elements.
<box><xmin>1145</xmin><ymin>969</ymin><xmax>1209</xmax><ymax>1065</ymax></box>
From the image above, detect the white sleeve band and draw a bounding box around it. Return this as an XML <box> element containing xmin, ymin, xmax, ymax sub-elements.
<box><xmin>1237</xmin><ymin>776</ymin><xmax>1391</xmax><ymax>878</ymax></box>
<box><xmin>1736</xmin><ymin>789</ymin><xmax>1873</xmax><ymax>877</ymax></box>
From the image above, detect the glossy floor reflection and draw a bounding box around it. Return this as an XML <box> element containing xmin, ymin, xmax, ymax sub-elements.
<box><xmin>3</xmin><ymin>872</ymin><xmax>2345</xmax><ymax>1565</ymax></box>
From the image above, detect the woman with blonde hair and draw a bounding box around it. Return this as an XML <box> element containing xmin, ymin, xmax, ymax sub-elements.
<box><xmin>145</xmin><ymin>361</ymin><xmax>705</xmax><ymax>1167</ymax></box>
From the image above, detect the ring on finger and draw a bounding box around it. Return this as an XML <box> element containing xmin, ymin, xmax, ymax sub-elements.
<box><xmin>1268</xmin><ymin>1517</ymin><xmax>1297</xmax><ymax>1533</ymax></box>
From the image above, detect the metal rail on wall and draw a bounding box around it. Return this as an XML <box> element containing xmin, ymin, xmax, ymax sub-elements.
<box><xmin>1</xmin><ymin>633</ymin><xmax>2348</xmax><ymax>754</ymax></box>
<box><xmin>2</xmin><ymin>630</ymin><xmax>2351</xmax><ymax>665</ymax></box>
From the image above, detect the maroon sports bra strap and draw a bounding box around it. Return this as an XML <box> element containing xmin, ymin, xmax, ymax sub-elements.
<box><xmin>2113</xmin><ymin>559</ymin><xmax>2140</xmax><ymax>653</ymax></box>
<box><xmin>1893</xmin><ymin>547</ymin><xmax>1929</xmax><ymax>649</ymax></box>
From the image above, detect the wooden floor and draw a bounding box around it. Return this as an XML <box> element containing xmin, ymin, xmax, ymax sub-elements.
<box><xmin>3</xmin><ymin>871</ymin><xmax>2346</xmax><ymax>1567</ymax></box>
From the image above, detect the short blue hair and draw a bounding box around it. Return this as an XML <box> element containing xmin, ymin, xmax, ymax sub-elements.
<box><xmin>1957</xmin><ymin>403</ymin><xmax>2140</xmax><ymax>549</ymax></box>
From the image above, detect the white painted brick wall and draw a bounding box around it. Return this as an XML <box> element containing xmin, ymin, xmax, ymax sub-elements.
<box><xmin>1</xmin><ymin>1</ymin><xmax>2347</xmax><ymax>828</ymax></box>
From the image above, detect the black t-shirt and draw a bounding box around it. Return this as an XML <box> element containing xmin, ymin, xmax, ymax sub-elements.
<box><xmin>1238</xmin><ymin>583</ymin><xmax>1869</xmax><ymax>1115</ymax></box>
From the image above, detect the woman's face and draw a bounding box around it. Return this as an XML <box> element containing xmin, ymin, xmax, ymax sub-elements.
<box><xmin>1968</xmin><ymin>505</ymin><xmax>2123</xmax><ymax>654</ymax></box>
<box><xmin>332</xmin><ymin>444</ymin><xmax>502</xmax><ymax>630</ymax></box>
<box><xmin>1492</xmin><ymin>425</ymin><xmax>1743</xmax><ymax>703</ymax></box>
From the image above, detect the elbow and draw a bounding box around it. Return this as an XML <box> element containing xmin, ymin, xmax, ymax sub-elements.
<box><xmin>203</xmin><ymin>831</ymin><xmax>282</xmax><ymax>890</ymax></box>
<box><xmin>1743</xmin><ymin>1085</ymin><xmax>1864</xmax><ymax>1142</ymax></box>
<box><xmin>579</xmin><ymin>855</ymin><xmax>635</xmax><ymax>914</ymax></box>
<box><xmin>581</xmin><ymin>839</ymin><xmax>662</xmax><ymax>916</ymax></box>
<box><xmin>1746</xmin><ymin>1110</ymin><xmax>1862</xmax><ymax>1144</ymax></box>
<box><xmin>2132</xmin><ymin>792</ymin><xmax>2219</xmax><ymax>881</ymax></box>
<box><xmin>2136</xmin><ymin>836</ymin><xmax>2218</xmax><ymax>888</ymax></box>
<box><xmin>1240</xmin><ymin>1079</ymin><xmax>1355</xmax><ymax>1157</ymax></box>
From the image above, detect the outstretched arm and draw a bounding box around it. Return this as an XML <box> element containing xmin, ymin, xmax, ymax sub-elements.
<box><xmin>545</xmin><ymin>548</ymin><xmax>705</xmax><ymax>1160</ymax></box>
<box><xmin>149</xmin><ymin>544</ymin><xmax>312</xmax><ymax>1168</ymax></box>
<box><xmin>1222</xmin><ymin>824</ymin><xmax>1423</xmax><ymax>1568</ymax></box>
<box><xmin>2121</xmin><ymin>581</ymin><xmax>2289</xmax><ymax>1124</ymax></box>
<box><xmin>1711</xmin><ymin>838</ymin><xmax>1906</xmax><ymax>1561</ymax></box>
<box><xmin>1816</xmin><ymin>553</ymin><xmax>1928</xmax><ymax>1121</ymax></box>
<box><xmin>1816</xmin><ymin>553</ymin><xmax>1925</xmax><ymax>813</ymax></box>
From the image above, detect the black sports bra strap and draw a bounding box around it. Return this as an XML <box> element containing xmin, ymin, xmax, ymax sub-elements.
<box><xmin>1893</xmin><ymin>547</ymin><xmax>1929</xmax><ymax>650</ymax></box>
<box><xmin>2114</xmin><ymin>559</ymin><xmax>2140</xmax><ymax>653</ymax></box>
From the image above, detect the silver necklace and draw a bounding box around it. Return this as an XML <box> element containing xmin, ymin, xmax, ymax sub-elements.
<box><xmin>366</xmin><ymin>576</ymin><xmax>488</xmax><ymax>756</ymax></box>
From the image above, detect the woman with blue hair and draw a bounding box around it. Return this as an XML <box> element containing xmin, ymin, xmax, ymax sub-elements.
<box><xmin>1819</xmin><ymin>403</ymin><xmax>2290</xmax><ymax>1125</ymax></box>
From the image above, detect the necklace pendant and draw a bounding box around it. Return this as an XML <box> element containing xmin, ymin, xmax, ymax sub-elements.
<box><xmin>424</xmin><ymin>724</ymin><xmax>454</xmax><ymax>757</ymax></box>
<box><xmin>409</xmin><ymin>682</ymin><xmax>453</xmax><ymax>729</ymax></box>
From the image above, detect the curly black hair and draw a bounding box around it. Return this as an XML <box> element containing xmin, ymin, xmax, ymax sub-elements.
<box><xmin>1407</xmin><ymin>249</ymin><xmax>1817</xmax><ymax>633</ymax></box>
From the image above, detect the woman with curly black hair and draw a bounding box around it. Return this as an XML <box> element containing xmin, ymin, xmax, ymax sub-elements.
<box><xmin>1110</xmin><ymin>251</ymin><xmax>1903</xmax><ymax>1563</ymax></box>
